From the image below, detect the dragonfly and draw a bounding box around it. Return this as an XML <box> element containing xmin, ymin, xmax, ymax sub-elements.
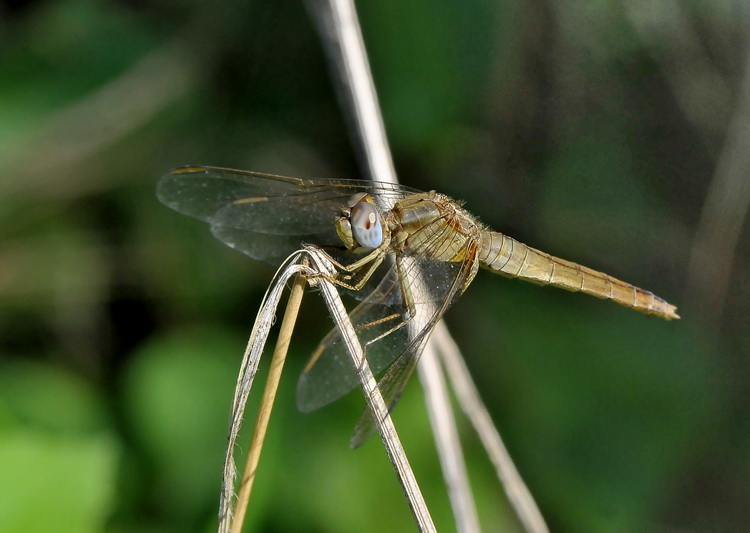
<box><xmin>157</xmin><ymin>165</ymin><xmax>679</xmax><ymax>445</ymax></box>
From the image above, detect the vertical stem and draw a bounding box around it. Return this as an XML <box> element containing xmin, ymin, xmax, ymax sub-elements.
<box><xmin>434</xmin><ymin>321</ymin><xmax>549</xmax><ymax>533</ymax></box>
<box><xmin>306</xmin><ymin>0</ymin><xmax>397</xmax><ymax>184</ymax></box>
<box><xmin>309</xmin><ymin>251</ymin><xmax>436</xmax><ymax>532</ymax></box>
<box><xmin>230</xmin><ymin>274</ymin><xmax>307</xmax><ymax>533</ymax></box>
<box><xmin>307</xmin><ymin>1</ymin><xmax>481</xmax><ymax>530</ymax></box>
<box><xmin>418</xmin><ymin>347</ymin><xmax>481</xmax><ymax>533</ymax></box>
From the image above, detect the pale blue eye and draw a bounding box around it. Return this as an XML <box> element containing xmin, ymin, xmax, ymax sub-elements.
<box><xmin>350</xmin><ymin>201</ymin><xmax>383</xmax><ymax>249</ymax></box>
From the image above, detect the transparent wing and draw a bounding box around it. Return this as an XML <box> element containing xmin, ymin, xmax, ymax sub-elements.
<box><xmin>157</xmin><ymin>165</ymin><xmax>421</xmax><ymax>263</ymax></box>
<box><xmin>349</xmin><ymin>244</ymin><xmax>477</xmax><ymax>448</ymax></box>
<box><xmin>297</xmin><ymin>213</ymin><xmax>478</xmax><ymax>442</ymax></box>
<box><xmin>296</xmin><ymin>254</ymin><xmax>463</xmax><ymax>412</ymax></box>
<box><xmin>159</xmin><ymin>164</ymin><xmax>478</xmax><ymax>446</ymax></box>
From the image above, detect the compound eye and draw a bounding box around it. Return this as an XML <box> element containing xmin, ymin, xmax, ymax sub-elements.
<box><xmin>349</xmin><ymin>200</ymin><xmax>383</xmax><ymax>249</ymax></box>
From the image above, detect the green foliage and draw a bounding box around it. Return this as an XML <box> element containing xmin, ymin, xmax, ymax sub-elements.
<box><xmin>0</xmin><ymin>364</ymin><xmax>118</xmax><ymax>533</ymax></box>
<box><xmin>0</xmin><ymin>0</ymin><xmax>744</xmax><ymax>532</ymax></box>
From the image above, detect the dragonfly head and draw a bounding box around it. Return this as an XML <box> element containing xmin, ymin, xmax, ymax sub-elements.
<box><xmin>335</xmin><ymin>193</ymin><xmax>384</xmax><ymax>251</ymax></box>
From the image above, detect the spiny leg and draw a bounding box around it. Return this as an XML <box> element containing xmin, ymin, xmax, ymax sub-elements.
<box><xmin>303</xmin><ymin>243</ymin><xmax>392</xmax><ymax>292</ymax></box>
<box><xmin>355</xmin><ymin>256</ymin><xmax>419</xmax><ymax>372</ymax></box>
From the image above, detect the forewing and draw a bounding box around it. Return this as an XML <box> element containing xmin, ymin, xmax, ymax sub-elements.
<box><xmin>157</xmin><ymin>165</ymin><xmax>419</xmax><ymax>263</ymax></box>
<box><xmin>158</xmin><ymin>164</ymin><xmax>479</xmax><ymax>445</ymax></box>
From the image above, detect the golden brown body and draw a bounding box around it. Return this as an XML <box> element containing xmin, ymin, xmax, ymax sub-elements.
<box><xmin>159</xmin><ymin>165</ymin><xmax>680</xmax><ymax>441</ymax></box>
<box><xmin>385</xmin><ymin>191</ymin><xmax>678</xmax><ymax>320</ymax></box>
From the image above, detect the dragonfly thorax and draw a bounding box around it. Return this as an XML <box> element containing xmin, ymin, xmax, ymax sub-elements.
<box><xmin>389</xmin><ymin>192</ymin><xmax>481</xmax><ymax>261</ymax></box>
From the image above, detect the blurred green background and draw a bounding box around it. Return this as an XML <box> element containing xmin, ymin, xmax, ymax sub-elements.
<box><xmin>1</xmin><ymin>0</ymin><xmax>748</xmax><ymax>531</ymax></box>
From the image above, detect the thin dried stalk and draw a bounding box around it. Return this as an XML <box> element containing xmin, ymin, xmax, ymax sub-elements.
<box><xmin>218</xmin><ymin>249</ymin><xmax>434</xmax><ymax>532</ymax></box>
<box><xmin>306</xmin><ymin>249</ymin><xmax>436</xmax><ymax>532</ymax></box>
<box><xmin>218</xmin><ymin>255</ymin><xmax>313</xmax><ymax>533</ymax></box>
<box><xmin>417</xmin><ymin>345</ymin><xmax>482</xmax><ymax>533</ymax></box>
<box><xmin>433</xmin><ymin>321</ymin><xmax>549</xmax><ymax>533</ymax></box>
<box><xmin>305</xmin><ymin>1</ymin><xmax>479</xmax><ymax>530</ymax></box>
<box><xmin>230</xmin><ymin>273</ymin><xmax>307</xmax><ymax>533</ymax></box>
<box><xmin>311</xmin><ymin>1</ymin><xmax>548</xmax><ymax>530</ymax></box>
<box><xmin>686</xmin><ymin>46</ymin><xmax>750</xmax><ymax>323</ymax></box>
<box><xmin>304</xmin><ymin>0</ymin><xmax>398</xmax><ymax>184</ymax></box>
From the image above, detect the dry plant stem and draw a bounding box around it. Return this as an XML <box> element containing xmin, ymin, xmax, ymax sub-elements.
<box><xmin>218</xmin><ymin>258</ymin><xmax>311</xmax><ymax>533</ymax></box>
<box><xmin>433</xmin><ymin>321</ymin><xmax>549</xmax><ymax>533</ymax></box>
<box><xmin>400</xmin><ymin>255</ymin><xmax>481</xmax><ymax>533</ymax></box>
<box><xmin>308</xmin><ymin>250</ymin><xmax>436</xmax><ymax>533</ymax></box>
<box><xmin>314</xmin><ymin>0</ymin><xmax>548</xmax><ymax>530</ymax></box>
<box><xmin>305</xmin><ymin>0</ymin><xmax>397</xmax><ymax>184</ymax></box>
<box><xmin>623</xmin><ymin>2</ymin><xmax>748</xmax><ymax>323</ymax></box>
<box><xmin>230</xmin><ymin>274</ymin><xmax>307</xmax><ymax>533</ymax></box>
<box><xmin>308</xmin><ymin>0</ymin><xmax>480</xmax><ymax>530</ymax></box>
<box><xmin>686</xmin><ymin>46</ymin><xmax>750</xmax><ymax>323</ymax></box>
<box><xmin>417</xmin><ymin>345</ymin><xmax>481</xmax><ymax>533</ymax></box>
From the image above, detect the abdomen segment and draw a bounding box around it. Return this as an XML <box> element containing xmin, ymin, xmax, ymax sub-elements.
<box><xmin>479</xmin><ymin>231</ymin><xmax>679</xmax><ymax>320</ymax></box>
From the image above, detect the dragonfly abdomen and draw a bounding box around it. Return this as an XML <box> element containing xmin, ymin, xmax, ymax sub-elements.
<box><xmin>478</xmin><ymin>231</ymin><xmax>679</xmax><ymax>320</ymax></box>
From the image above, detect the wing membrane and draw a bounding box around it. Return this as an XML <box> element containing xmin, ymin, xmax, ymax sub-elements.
<box><xmin>350</xmin><ymin>245</ymin><xmax>475</xmax><ymax>448</ymax></box>
<box><xmin>297</xmin><ymin>204</ymin><xmax>478</xmax><ymax>429</ymax></box>
<box><xmin>296</xmin><ymin>255</ymin><xmax>464</xmax><ymax>412</ymax></box>
<box><xmin>157</xmin><ymin>165</ymin><xmax>420</xmax><ymax>263</ymax></box>
<box><xmin>159</xmin><ymin>165</ymin><xmax>477</xmax><ymax>447</ymax></box>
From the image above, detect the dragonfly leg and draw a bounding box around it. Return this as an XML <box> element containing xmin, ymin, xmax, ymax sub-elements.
<box><xmin>302</xmin><ymin>242</ymin><xmax>384</xmax><ymax>273</ymax></box>
<box><xmin>354</xmin><ymin>312</ymin><xmax>402</xmax><ymax>332</ymax></box>
<box><xmin>304</xmin><ymin>245</ymin><xmax>387</xmax><ymax>292</ymax></box>
<box><xmin>360</xmin><ymin>312</ymin><xmax>414</xmax><ymax>352</ymax></box>
<box><xmin>356</xmin><ymin>256</ymin><xmax>420</xmax><ymax>369</ymax></box>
